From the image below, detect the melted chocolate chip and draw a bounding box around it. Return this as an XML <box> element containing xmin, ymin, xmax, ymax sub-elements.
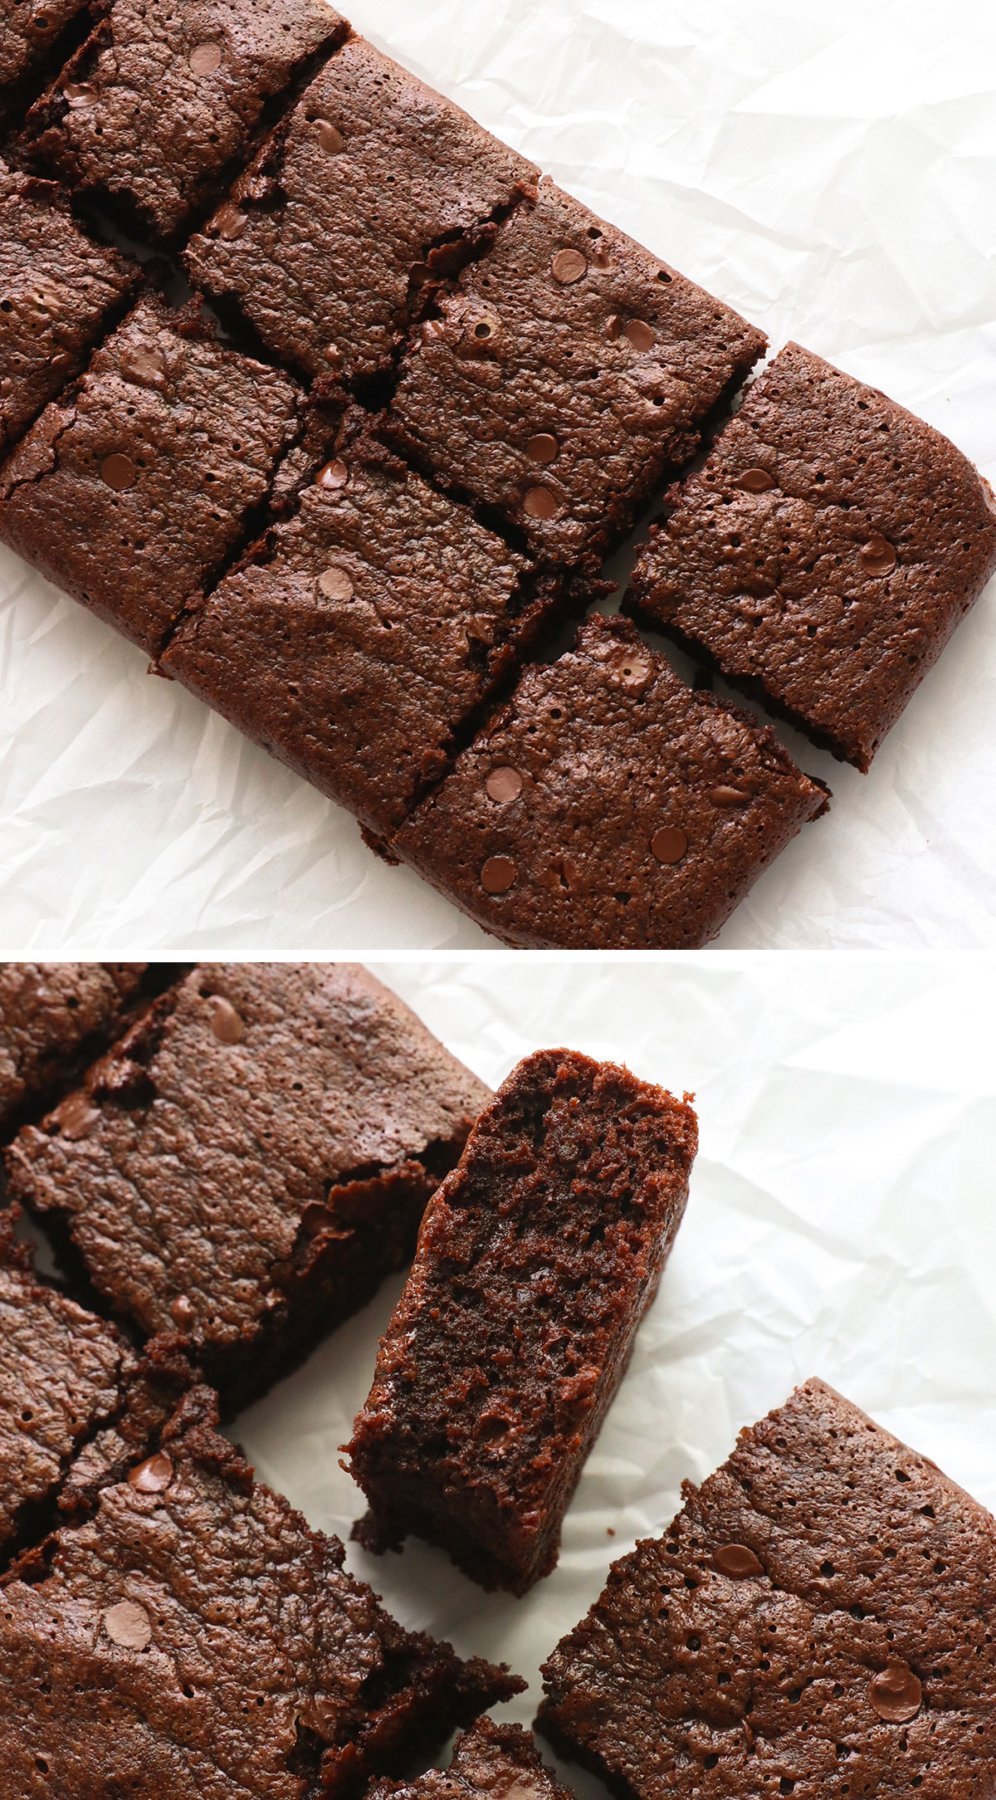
<box><xmin>63</xmin><ymin>82</ymin><xmax>95</xmax><ymax>106</ymax></box>
<box><xmin>206</xmin><ymin>994</ymin><xmax>245</xmax><ymax>1044</ymax></box>
<box><xmin>212</xmin><ymin>203</ymin><xmax>246</xmax><ymax>241</ymax></box>
<box><xmin>710</xmin><ymin>785</ymin><xmax>751</xmax><ymax>807</ymax></box>
<box><xmin>651</xmin><ymin>826</ymin><xmax>689</xmax><ymax>865</ymax></box>
<box><xmin>318</xmin><ymin>459</ymin><xmax>349</xmax><ymax>492</ymax></box>
<box><xmin>740</xmin><ymin>467</ymin><xmax>774</xmax><ymax>493</ymax></box>
<box><xmin>170</xmin><ymin>1294</ymin><xmax>195</xmax><ymax>1328</ymax></box>
<box><xmin>128</xmin><ymin>1453</ymin><xmax>174</xmax><ymax>1494</ymax></box>
<box><xmin>712</xmin><ymin>1543</ymin><xmax>764</xmax><ymax>1578</ymax></box>
<box><xmin>188</xmin><ymin>41</ymin><xmax>223</xmax><ymax>75</ymax></box>
<box><xmin>869</xmin><ymin>1661</ymin><xmax>923</xmax><ymax>1723</ymax></box>
<box><xmin>523</xmin><ymin>485</ymin><xmax>559</xmax><ymax>521</ymax></box>
<box><xmin>551</xmin><ymin>248</ymin><xmax>588</xmax><ymax>285</ymax></box>
<box><xmin>101</xmin><ymin>453</ymin><xmax>137</xmax><ymax>492</ymax></box>
<box><xmin>625</xmin><ymin>319</ymin><xmax>656</xmax><ymax>352</ymax></box>
<box><xmin>122</xmin><ymin>347</ymin><xmax>167</xmax><ymax>389</ymax></box>
<box><xmin>52</xmin><ymin>1091</ymin><xmax>101</xmax><ymax>1141</ymax></box>
<box><xmin>480</xmin><ymin>855</ymin><xmax>518</xmax><ymax>895</ymax></box>
<box><xmin>485</xmin><ymin>766</ymin><xmax>524</xmax><ymax>803</ymax></box>
<box><xmin>314</xmin><ymin>119</ymin><xmax>344</xmax><ymax>154</ymax></box>
<box><xmin>860</xmin><ymin>533</ymin><xmax>897</xmax><ymax>576</ymax></box>
<box><xmin>526</xmin><ymin>433</ymin><xmax>559</xmax><ymax>464</ymax></box>
<box><xmin>103</xmin><ymin>1601</ymin><xmax>152</xmax><ymax>1651</ymax></box>
<box><xmin>318</xmin><ymin>565</ymin><xmax>353</xmax><ymax>602</ymax></box>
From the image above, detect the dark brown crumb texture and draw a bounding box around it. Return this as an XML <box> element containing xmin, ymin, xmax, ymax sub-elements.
<box><xmin>0</xmin><ymin>960</ymin><xmax>151</xmax><ymax>1139</ymax></box>
<box><xmin>368</xmin><ymin>1717</ymin><xmax>575</xmax><ymax>1800</ymax></box>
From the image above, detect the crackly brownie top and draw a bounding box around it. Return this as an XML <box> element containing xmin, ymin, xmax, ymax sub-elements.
<box><xmin>24</xmin><ymin>0</ymin><xmax>348</xmax><ymax>238</ymax></box>
<box><xmin>628</xmin><ymin>342</ymin><xmax>996</xmax><ymax>769</ymax></box>
<box><xmin>0</xmin><ymin>960</ymin><xmax>147</xmax><ymax>1133</ymax></box>
<box><xmin>0</xmin><ymin>1390</ymin><xmax>518</xmax><ymax>1798</ymax></box>
<box><xmin>163</xmin><ymin>426</ymin><xmax>565</xmax><ymax>837</ymax></box>
<box><xmin>0</xmin><ymin>0</ymin><xmax>93</xmax><ymax>93</ymax></box>
<box><xmin>187</xmin><ymin>32</ymin><xmax>538</xmax><ymax>381</ymax></box>
<box><xmin>0</xmin><ymin>297</ymin><xmax>300</xmax><ymax>655</ymax></box>
<box><xmin>0</xmin><ymin>160</ymin><xmax>134</xmax><ymax>458</ymax></box>
<box><xmin>5</xmin><ymin>962</ymin><xmax>490</xmax><ymax>1347</ymax></box>
<box><xmin>393</xmin><ymin>615</ymin><xmax>827</xmax><ymax>949</ymax></box>
<box><xmin>388</xmin><ymin>178</ymin><xmax>765</xmax><ymax>562</ymax></box>
<box><xmin>370</xmin><ymin>1719</ymin><xmax>573</xmax><ymax>1800</ymax></box>
<box><xmin>540</xmin><ymin>1378</ymin><xmax>996</xmax><ymax>1800</ymax></box>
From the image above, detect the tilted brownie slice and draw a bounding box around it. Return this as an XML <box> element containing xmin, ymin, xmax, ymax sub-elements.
<box><xmin>162</xmin><ymin>420</ymin><xmax>588</xmax><ymax>838</ymax></box>
<box><xmin>538</xmin><ymin>1379</ymin><xmax>996</xmax><ymax>1800</ymax></box>
<box><xmin>626</xmin><ymin>342</ymin><xmax>996</xmax><ymax>770</ymax></box>
<box><xmin>0</xmin><ymin>961</ymin><xmax>156</xmax><ymax>1139</ymax></box>
<box><xmin>5</xmin><ymin>963</ymin><xmax>490</xmax><ymax>1408</ymax></box>
<box><xmin>0</xmin><ymin>1385</ymin><xmax>522</xmax><ymax>1799</ymax></box>
<box><xmin>0</xmin><ymin>296</ymin><xmax>301</xmax><ymax>655</ymax></box>
<box><xmin>186</xmin><ymin>32</ymin><xmax>538</xmax><ymax>384</ymax></box>
<box><xmin>348</xmin><ymin>1049</ymin><xmax>697</xmax><ymax>1595</ymax></box>
<box><xmin>368</xmin><ymin>1719</ymin><xmax>575</xmax><ymax>1800</ymax></box>
<box><xmin>390</xmin><ymin>615</ymin><xmax>828</xmax><ymax>949</ymax></box>
<box><xmin>0</xmin><ymin>159</ymin><xmax>134</xmax><ymax>458</ymax></box>
<box><xmin>21</xmin><ymin>0</ymin><xmax>349</xmax><ymax>239</ymax></box>
<box><xmin>0</xmin><ymin>0</ymin><xmax>98</xmax><ymax>127</ymax></box>
<box><xmin>387</xmin><ymin>178</ymin><xmax>765</xmax><ymax>564</ymax></box>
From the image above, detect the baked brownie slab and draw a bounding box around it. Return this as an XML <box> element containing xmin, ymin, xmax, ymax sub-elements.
<box><xmin>0</xmin><ymin>158</ymin><xmax>135</xmax><ymax>458</ymax></box>
<box><xmin>5</xmin><ymin>962</ymin><xmax>490</xmax><ymax>1407</ymax></box>
<box><xmin>348</xmin><ymin>1048</ymin><xmax>697</xmax><ymax>1594</ymax></box>
<box><xmin>21</xmin><ymin>0</ymin><xmax>349</xmax><ymax>239</ymax></box>
<box><xmin>186</xmin><ymin>32</ymin><xmax>538</xmax><ymax>384</ymax></box>
<box><xmin>627</xmin><ymin>342</ymin><xmax>996</xmax><ymax>770</ymax></box>
<box><xmin>0</xmin><ymin>961</ymin><xmax>153</xmax><ymax>1139</ymax></box>
<box><xmin>390</xmin><ymin>615</ymin><xmax>828</xmax><ymax>949</ymax></box>
<box><xmin>369</xmin><ymin>1719</ymin><xmax>574</xmax><ymax>1800</ymax></box>
<box><xmin>538</xmin><ymin>1378</ymin><xmax>996</xmax><ymax>1800</ymax></box>
<box><xmin>0</xmin><ymin>296</ymin><xmax>301</xmax><ymax>655</ymax></box>
<box><xmin>162</xmin><ymin>421</ymin><xmax>586</xmax><ymax>838</ymax></box>
<box><xmin>0</xmin><ymin>0</ymin><xmax>97</xmax><ymax>127</ymax></box>
<box><xmin>0</xmin><ymin>1385</ymin><xmax>522</xmax><ymax>1798</ymax></box>
<box><xmin>387</xmin><ymin>178</ymin><xmax>765</xmax><ymax>563</ymax></box>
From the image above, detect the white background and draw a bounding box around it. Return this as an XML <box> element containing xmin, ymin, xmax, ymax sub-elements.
<box><xmin>232</xmin><ymin>955</ymin><xmax>996</xmax><ymax>1773</ymax></box>
<box><xmin>2</xmin><ymin>0</ymin><xmax>995</xmax><ymax>951</ymax></box>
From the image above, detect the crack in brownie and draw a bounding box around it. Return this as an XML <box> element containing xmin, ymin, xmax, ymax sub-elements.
<box><xmin>0</xmin><ymin>1384</ymin><xmax>522</xmax><ymax>1797</ymax></box>
<box><xmin>538</xmin><ymin>1378</ymin><xmax>996</xmax><ymax>1800</ymax></box>
<box><xmin>5</xmin><ymin>962</ymin><xmax>490</xmax><ymax>1408</ymax></box>
<box><xmin>0</xmin><ymin>961</ymin><xmax>154</xmax><ymax>1139</ymax></box>
<box><xmin>0</xmin><ymin>0</ymin><xmax>99</xmax><ymax>128</ymax></box>
<box><xmin>368</xmin><ymin>1718</ymin><xmax>575</xmax><ymax>1800</ymax></box>
<box><xmin>626</xmin><ymin>342</ymin><xmax>996</xmax><ymax>770</ymax></box>
<box><xmin>348</xmin><ymin>1048</ymin><xmax>698</xmax><ymax>1594</ymax></box>
<box><xmin>186</xmin><ymin>31</ymin><xmax>538</xmax><ymax>385</ymax></box>
<box><xmin>390</xmin><ymin>615</ymin><xmax>828</xmax><ymax>948</ymax></box>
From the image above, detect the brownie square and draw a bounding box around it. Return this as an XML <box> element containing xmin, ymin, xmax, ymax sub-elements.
<box><xmin>0</xmin><ymin>296</ymin><xmax>301</xmax><ymax>655</ymax></box>
<box><xmin>186</xmin><ymin>32</ymin><xmax>538</xmax><ymax>384</ymax></box>
<box><xmin>5</xmin><ymin>962</ymin><xmax>490</xmax><ymax>1407</ymax></box>
<box><xmin>627</xmin><ymin>342</ymin><xmax>996</xmax><ymax>770</ymax></box>
<box><xmin>22</xmin><ymin>0</ymin><xmax>349</xmax><ymax>239</ymax></box>
<box><xmin>538</xmin><ymin>1378</ymin><xmax>996</xmax><ymax>1800</ymax></box>
<box><xmin>387</xmin><ymin>178</ymin><xmax>765</xmax><ymax>563</ymax></box>
<box><xmin>0</xmin><ymin>1384</ymin><xmax>522</xmax><ymax>1797</ymax></box>
<box><xmin>162</xmin><ymin>421</ymin><xmax>586</xmax><ymax>837</ymax></box>
<box><xmin>349</xmin><ymin>1049</ymin><xmax>697</xmax><ymax>1594</ymax></box>
<box><xmin>0</xmin><ymin>0</ymin><xmax>98</xmax><ymax>127</ymax></box>
<box><xmin>391</xmin><ymin>615</ymin><xmax>829</xmax><ymax>948</ymax></box>
<box><xmin>0</xmin><ymin>159</ymin><xmax>134</xmax><ymax>458</ymax></box>
<box><xmin>369</xmin><ymin>1719</ymin><xmax>574</xmax><ymax>1800</ymax></box>
<box><xmin>0</xmin><ymin>961</ymin><xmax>154</xmax><ymax>1139</ymax></box>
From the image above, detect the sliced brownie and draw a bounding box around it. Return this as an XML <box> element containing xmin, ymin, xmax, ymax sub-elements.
<box><xmin>538</xmin><ymin>1378</ymin><xmax>996</xmax><ymax>1800</ymax></box>
<box><xmin>369</xmin><ymin>1719</ymin><xmax>574</xmax><ymax>1800</ymax></box>
<box><xmin>5</xmin><ymin>962</ymin><xmax>490</xmax><ymax>1408</ymax></box>
<box><xmin>0</xmin><ymin>961</ymin><xmax>152</xmax><ymax>1139</ymax></box>
<box><xmin>162</xmin><ymin>421</ymin><xmax>587</xmax><ymax>838</ymax></box>
<box><xmin>21</xmin><ymin>0</ymin><xmax>349</xmax><ymax>239</ymax></box>
<box><xmin>0</xmin><ymin>1385</ymin><xmax>522</xmax><ymax>1798</ymax></box>
<box><xmin>186</xmin><ymin>32</ymin><xmax>538</xmax><ymax>384</ymax></box>
<box><xmin>627</xmin><ymin>342</ymin><xmax>996</xmax><ymax>770</ymax></box>
<box><xmin>0</xmin><ymin>0</ymin><xmax>98</xmax><ymax>128</ymax></box>
<box><xmin>0</xmin><ymin>296</ymin><xmax>301</xmax><ymax>655</ymax></box>
<box><xmin>390</xmin><ymin>615</ymin><xmax>828</xmax><ymax>948</ymax></box>
<box><xmin>387</xmin><ymin>178</ymin><xmax>765</xmax><ymax>563</ymax></box>
<box><xmin>348</xmin><ymin>1049</ymin><xmax>697</xmax><ymax>1594</ymax></box>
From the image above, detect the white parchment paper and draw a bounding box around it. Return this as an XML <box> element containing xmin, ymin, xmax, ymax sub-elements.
<box><xmin>232</xmin><ymin>955</ymin><xmax>996</xmax><ymax>1774</ymax></box>
<box><xmin>2</xmin><ymin>0</ymin><xmax>995</xmax><ymax>950</ymax></box>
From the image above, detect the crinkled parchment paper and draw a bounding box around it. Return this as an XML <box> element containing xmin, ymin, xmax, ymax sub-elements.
<box><xmin>1</xmin><ymin>0</ymin><xmax>994</xmax><ymax>950</ymax></box>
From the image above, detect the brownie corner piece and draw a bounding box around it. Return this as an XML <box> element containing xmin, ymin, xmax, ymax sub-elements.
<box><xmin>0</xmin><ymin>960</ymin><xmax>152</xmax><ymax>1139</ymax></box>
<box><xmin>368</xmin><ymin>1718</ymin><xmax>574</xmax><ymax>1800</ymax></box>
<box><xmin>538</xmin><ymin>1376</ymin><xmax>996</xmax><ymax>1800</ymax></box>
<box><xmin>348</xmin><ymin>1047</ymin><xmax>697</xmax><ymax>1594</ymax></box>
<box><xmin>627</xmin><ymin>340</ymin><xmax>996</xmax><ymax>770</ymax></box>
<box><xmin>390</xmin><ymin>614</ymin><xmax>828</xmax><ymax>948</ymax></box>
<box><xmin>0</xmin><ymin>0</ymin><xmax>100</xmax><ymax>128</ymax></box>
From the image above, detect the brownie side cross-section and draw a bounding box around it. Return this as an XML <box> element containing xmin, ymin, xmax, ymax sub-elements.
<box><xmin>626</xmin><ymin>342</ymin><xmax>996</xmax><ymax>770</ymax></box>
<box><xmin>368</xmin><ymin>1719</ymin><xmax>576</xmax><ymax>1800</ymax></box>
<box><xmin>20</xmin><ymin>0</ymin><xmax>349</xmax><ymax>239</ymax></box>
<box><xmin>5</xmin><ymin>962</ymin><xmax>490</xmax><ymax>1408</ymax></box>
<box><xmin>386</xmin><ymin>178</ymin><xmax>765</xmax><ymax>564</ymax></box>
<box><xmin>0</xmin><ymin>296</ymin><xmax>301</xmax><ymax>655</ymax></box>
<box><xmin>348</xmin><ymin>1048</ymin><xmax>698</xmax><ymax>1594</ymax></box>
<box><xmin>161</xmin><ymin>421</ymin><xmax>588</xmax><ymax>838</ymax></box>
<box><xmin>0</xmin><ymin>961</ymin><xmax>153</xmax><ymax>1140</ymax></box>
<box><xmin>390</xmin><ymin>615</ymin><xmax>828</xmax><ymax>949</ymax></box>
<box><xmin>538</xmin><ymin>1378</ymin><xmax>996</xmax><ymax>1800</ymax></box>
<box><xmin>0</xmin><ymin>1385</ymin><xmax>523</xmax><ymax>1799</ymax></box>
<box><xmin>186</xmin><ymin>32</ymin><xmax>538</xmax><ymax>385</ymax></box>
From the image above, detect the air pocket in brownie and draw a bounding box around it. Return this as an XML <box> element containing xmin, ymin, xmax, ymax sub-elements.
<box><xmin>348</xmin><ymin>1048</ymin><xmax>698</xmax><ymax>1595</ymax></box>
<box><xmin>368</xmin><ymin>1718</ymin><xmax>575</xmax><ymax>1800</ymax></box>
<box><xmin>626</xmin><ymin>342</ymin><xmax>996</xmax><ymax>770</ymax></box>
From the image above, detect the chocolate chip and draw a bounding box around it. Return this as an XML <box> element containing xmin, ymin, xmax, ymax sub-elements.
<box><xmin>551</xmin><ymin>247</ymin><xmax>587</xmax><ymax>285</ymax></box>
<box><xmin>869</xmin><ymin>1661</ymin><xmax>923</xmax><ymax>1723</ymax></box>
<box><xmin>100</xmin><ymin>453</ymin><xmax>137</xmax><ymax>492</ymax></box>
<box><xmin>710</xmin><ymin>785</ymin><xmax>751</xmax><ymax>807</ymax></box>
<box><xmin>860</xmin><ymin>533</ymin><xmax>897</xmax><ymax>576</ymax></box>
<box><xmin>624</xmin><ymin>319</ymin><xmax>656</xmax><ymax>352</ymax></box>
<box><xmin>314</xmin><ymin>119</ymin><xmax>344</xmax><ymax>154</ymax></box>
<box><xmin>170</xmin><ymin>1294</ymin><xmax>195</xmax><ymax>1328</ymax></box>
<box><xmin>651</xmin><ymin>826</ymin><xmax>689</xmax><ymax>865</ymax></box>
<box><xmin>51</xmin><ymin>1091</ymin><xmax>101</xmax><ymax>1141</ymax></box>
<box><xmin>63</xmin><ymin>82</ymin><xmax>95</xmax><ymax>106</ymax></box>
<box><xmin>103</xmin><ymin>1601</ymin><xmax>152</xmax><ymax>1650</ymax></box>
<box><xmin>605</xmin><ymin>314</ymin><xmax>624</xmax><ymax>341</ymax></box>
<box><xmin>317</xmin><ymin>565</ymin><xmax>353</xmax><ymax>601</ymax></box>
<box><xmin>318</xmin><ymin>459</ymin><xmax>349</xmax><ymax>491</ymax></box>
<box><xmin>740</xmin><ymin>467</ymin><xmax>774</xmax><ymax>493</ymax></box>
<box><xmin>121</xmin><ymin>347</ymin><xmax>167</xmax><ymax>389</ymax></box>
<box><xmin>188</xmin><ymin>41</ymin><xmax>223</xmax><ymax>75</ymax></box>
<box><xmin>128</xmin><ymin>1453</ymin><xmax>174</xmax><ymax>1494</ymax></box>
<box><xmin>525</xmin><ymin>433</ymin><xmax>559</xmax><ymax>465</ymax></box>
<box><xmin>485</xmin><ymin>766</ymin><xmax>523</xmax><ymax>803</ymax></box>
<box><xmin>480</xmin><ymin>855</ymin><xmax>518</xmax><ymax>895</ymax></box>
<box><xmin>523</xmin><ymin>485</ymin><xmax>559</xmax><ymax>521</ymax></box>
<box><xmin>713</xmin><ymin>1543</ymin><xmax>764</xmax><ymax>1578</ymax></box>
<box><xmin>206</xmin><ymin>994</ymin><xmax>244</xmax><ymax>1044</ymax></box>
<box><xmin>212</xmin><ymin>203</ymin><xmax>246</xmax><ymax>241</ymax></box>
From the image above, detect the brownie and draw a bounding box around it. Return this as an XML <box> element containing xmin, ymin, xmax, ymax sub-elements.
<box><xmin>0</xmin><ymin>1384</ymin><xmax>522</xmax><ymax>1798</ymax></box>
<box><xmin>627</xmin><ymin>342</ymin><xmax>996</xmax><ymax>770</ymax></box>
<box><xmin>186</xmin><ymin>31</ymin><xmax>538</xmax><ymax>384</ymax></box>
<box><xmin>5</xmin><ymin>962</ymin><xmax>490</xmax><ymax>1407</ymax></box>
<box><xmin>0</xmin><ymin>1205</ymin><xmax>134</xmax><ymax>1563</ymax></box>
<box><xmin>538</xmin><ymin>1378</ymin><xmax>996</xmax><ymax>1800</ymax></box>
<box><xmin>0</xmin><ymin>961</ymin><xmax>151</xmax><ymax>1139</ymax></box>
<box><xmin>0</xmin><ymin>296</ymin><xmax>301</xmax><ymax>655</ymax></box>
<box><xmin>0</xmin><ymin>0</ymin><xmax>98</xmax><ymax>128</ymax></box>
<box><xmin>0</xmin><ymin>158</ymin><xmax>134</xmax><ymax>458</ymax></box>
<box><xmin>21</xmin><ymin>0</ymin><xmax>349</xmax><ymax>239</ymax></box>
<box><xmin>162</xmin><ymin>420</ymin><xmax>587</xmax><ymax>837</ymax></box>
<box><xmin>391</xmin><ymin>615</ymin><xmax>829</xmax><ymax>949</ymax></box>
<box><xmin>369</xmin><ymin>1719</ymin><xmax>574</xmax><ymax>1800</ymax></box>
<box><xmin>348</xmin><ymin>1049</ymin><xmax>697</xmax><ymax>1595</ymax></box>
<box><xmin>387</xmin><ymin>178</ymin><xmax>766</xmax><ymax>563</ymax></box>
